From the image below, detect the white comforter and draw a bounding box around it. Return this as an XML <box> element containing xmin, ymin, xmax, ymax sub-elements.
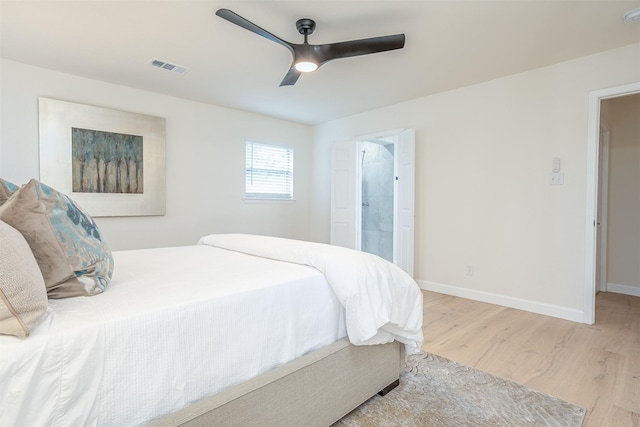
<box><xmin>1</xmin><ymin>235</ymin><xmax>423</xmax><ymax>426</ymax></box>
<box><xmin>198</xmin><ymin>234</ymin><xmax>424</xmax><ymax>354</ymax></box>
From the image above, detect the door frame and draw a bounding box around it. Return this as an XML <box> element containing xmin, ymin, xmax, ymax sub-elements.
<box><xmin>584</xmin><ymin>82</ymin><xmax>640</xmax><ymax>324</ymax></box>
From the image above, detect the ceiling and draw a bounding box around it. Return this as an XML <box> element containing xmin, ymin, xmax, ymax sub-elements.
<box><xmin>2</xmin><ymin>1</ymin><xmax>640</xmax><ymax>125</ymax></box>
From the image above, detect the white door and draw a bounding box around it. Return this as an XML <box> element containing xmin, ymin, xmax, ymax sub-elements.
<box><xmin>596</xmin><ymin>128</ymin><xmax>610</xmax><ymax>293</ymax></box>
<box><xmin>330</xmin><ymin>129</ymin><xmax>416</xmax><ymax>277</ymax></box>
<box><xmin>395</xmin><ymin>128</ymin><xmax>415</xmax><ymax>276</ymax></box>
<box><xmin>330</xmin><ymin>142</ymin><xmax>357</xmax><ymax>248</ymax></box>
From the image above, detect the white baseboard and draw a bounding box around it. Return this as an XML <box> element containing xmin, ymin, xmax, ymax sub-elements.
<box><xmin>418</xmin><ymin>280</ymin><xmax>586</xmax><ymax>323</ymax></box>
<box><xmin>607</xmin><ymin>282</ymin><xmax>640</xmax><ymax>297</ymax></box>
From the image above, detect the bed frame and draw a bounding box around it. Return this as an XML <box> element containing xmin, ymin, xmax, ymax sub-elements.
<box><xmin>151</xmin><ymin>339</ymin><xmax>402</xmax><ymax>426</ymax></box>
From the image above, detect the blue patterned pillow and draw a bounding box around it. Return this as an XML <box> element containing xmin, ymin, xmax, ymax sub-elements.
<box><xmin>0</xmin><ymin>179</ymin><xmax>113</xmax><ymax>298</ymax></box>
<box><xmin>0</xmin><ymin>178</ymin><xmax>18</xmax><ymax>206</ymax></box>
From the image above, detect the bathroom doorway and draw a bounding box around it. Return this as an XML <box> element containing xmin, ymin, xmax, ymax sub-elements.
<box><xmin>358</xmin><ymin>139</ymin><xmax>396</xmax><ymax>262</ymax></box>
<box><xmin>330</xmin><ymin>128</ymin><xmax>415</xmax><ymax>276</ymax></box>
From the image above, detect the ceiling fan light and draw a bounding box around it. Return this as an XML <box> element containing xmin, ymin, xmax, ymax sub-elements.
<box><xmin>294</xmin><ymin>61</ymin><xmax>318</xmax><ymax>72</ymax></box>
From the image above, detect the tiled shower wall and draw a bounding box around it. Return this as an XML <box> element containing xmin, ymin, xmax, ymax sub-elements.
<box><xmin>361</xmin><ymin>141</ymin><xmax>394</xmax><ymax>262</ymax></box>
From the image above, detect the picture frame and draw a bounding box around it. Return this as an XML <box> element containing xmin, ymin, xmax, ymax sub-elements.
<box><xmin>38</xmin><ymin>97</ymin><xmax>166</xmax><ymax>216</ymax></box>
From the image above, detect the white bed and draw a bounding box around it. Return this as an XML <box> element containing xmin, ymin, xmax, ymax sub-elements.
<box><xmin>0</xmin><ymin>234</ymin><xmax>423</xmax><ymax>426</ymax></box>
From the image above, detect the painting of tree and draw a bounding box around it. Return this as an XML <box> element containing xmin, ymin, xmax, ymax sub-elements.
<box><xmin>71</xmin><ymin>128</ymin><xmax>143</xmax><ymax>193</ymax></box>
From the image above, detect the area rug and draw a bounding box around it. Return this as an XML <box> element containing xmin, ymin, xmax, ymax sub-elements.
<box><xmin>334</xmin><ymin>352</ymin><xmax>585</xmax><ymax>427</ymax></box>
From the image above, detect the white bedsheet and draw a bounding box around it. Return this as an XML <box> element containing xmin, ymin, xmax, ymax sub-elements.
<box><xmin>198</xmin><ymin>234</ymin><xmax>424</xmax><ymax>354</ymax></box>
<box><xmin>0</xmin><ymin>245</ymin><xmax>346</xmax><ymax>426</ymax></box>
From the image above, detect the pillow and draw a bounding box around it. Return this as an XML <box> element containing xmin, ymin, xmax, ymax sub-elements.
<box><xmin>0</xmin><ymin>179</ymin><xmax>114</xmax><ymax>298</ymax></box>
<box><xmin>0</xmin><ymin>220</ymin><xmax>48</xmax><ymax>337</ymax></box>
<box><xmin>0</xmin><ymin>178</ymin><xmax>18</xmax><ymax>206</ymax></box>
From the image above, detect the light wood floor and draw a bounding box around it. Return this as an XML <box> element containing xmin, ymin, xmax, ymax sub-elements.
<box><xmin>420</xmin><ymin>290</ymin><xmax>640</xmax><ymax>426</ymax></box>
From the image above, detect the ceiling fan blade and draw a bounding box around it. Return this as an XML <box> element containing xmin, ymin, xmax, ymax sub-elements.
<box><xmin>216</xmin><ymin>9</ymin><xmax>293</xmax><ymax>54</ymax></box>
<box><xmin>279</xmin><ymin>66</ymin><xmax>301</xmax><ymax>86</ymax></box>
<box><xmin>315</xmin><ymin>34</ymin><xmax>405</xmax><ymax>65</ymax></box>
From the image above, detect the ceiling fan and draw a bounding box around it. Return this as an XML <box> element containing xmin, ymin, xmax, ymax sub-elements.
<box><xmin>215</xmin><ymin>8</ymin><xmax>406</xmax><ymax>87</ymax></box>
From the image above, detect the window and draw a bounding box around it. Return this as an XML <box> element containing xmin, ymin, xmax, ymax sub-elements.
<box><xmin>245</xmin><ymin>141</ymin><xmax>294</xmax><ymax>200</ymax></box>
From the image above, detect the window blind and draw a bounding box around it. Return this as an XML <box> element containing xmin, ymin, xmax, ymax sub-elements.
<box><xmin>245</xmin><ymin>141</ymin><xmax>294</xmax><ymax>200</ymax></box>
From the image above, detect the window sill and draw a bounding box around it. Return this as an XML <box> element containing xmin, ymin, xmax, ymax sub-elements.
<box><xmin>243</xmin><ymin>198</ymin><xmax>296</xmax><ymax>204</ymax></box>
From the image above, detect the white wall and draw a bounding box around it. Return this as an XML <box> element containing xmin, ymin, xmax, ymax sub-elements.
<box><xmin>4</xmin><ymin>42</ymin><xmax>638</xmax><ymax>321</ymax></box>
<box><xmin>311</xmin><ymin>43</ymin><xmax>640</xmax><ymax>321</ymax></box>
<box><xmin>0</xmin><ymin>59</ymin><xmax>313</xmax><ymax>250</ymax></box>
<box><xmin>601</xmin><ymin>94</ymin><xmax>640</xmax><ymax>294</ymax></box>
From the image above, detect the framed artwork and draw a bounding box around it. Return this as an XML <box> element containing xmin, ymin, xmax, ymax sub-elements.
<box><xmin>38</xmin><ymin>98</ymin><xmax>166</xmax><ymax>216</ymax></box>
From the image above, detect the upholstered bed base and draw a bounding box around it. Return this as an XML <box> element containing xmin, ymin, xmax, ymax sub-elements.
<box><xmin>151</xmin><ymin>339</ymin><xmax>402</xmax><ymax>427</ymax></box>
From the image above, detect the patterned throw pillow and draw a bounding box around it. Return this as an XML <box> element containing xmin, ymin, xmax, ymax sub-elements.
<box><xmin>0</xmin><ymin>179</ymin><xmax>114</xmax><ymax>298</ymax></box>
<box><xmin>0</xmin><ymin>220</ymin><xmax>48</xmax><ymax>337</ymax></box>
<box><xmin>0</xmin><ymin>178</ymin><xmax>18</xmax><ymax>206</ymax></box>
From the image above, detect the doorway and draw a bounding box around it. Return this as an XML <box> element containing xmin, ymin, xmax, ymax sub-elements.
<box><xmin>599</xmin><ymin>94</ymin><xmax>640</xmax><ymax>297</ymax></box>
<box><xmin>330</xmin><ymin>128</ymin><xmax>415</xmax><ymax>276</ymax></box>
<box><xmin>584</xmin><ymin>82</ymin><xmax>640</xmax><ymax>324</ymax></box>
<box><xmin>358</xmin><ymin>139</ymin><xmax>396</xmax><ymax>262</ymax></box>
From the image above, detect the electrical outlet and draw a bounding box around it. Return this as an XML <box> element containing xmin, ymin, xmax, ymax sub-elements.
<box><xmin>465</xmin><ymin>265</ymin><xmax>474</xmax><ymax>276</ymax></box>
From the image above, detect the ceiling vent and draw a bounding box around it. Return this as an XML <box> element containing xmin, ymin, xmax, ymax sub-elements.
<box><xmin>148</xmin><ymin>58</ymin><xmax>190</xmax><ymax>75</ymax></box>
